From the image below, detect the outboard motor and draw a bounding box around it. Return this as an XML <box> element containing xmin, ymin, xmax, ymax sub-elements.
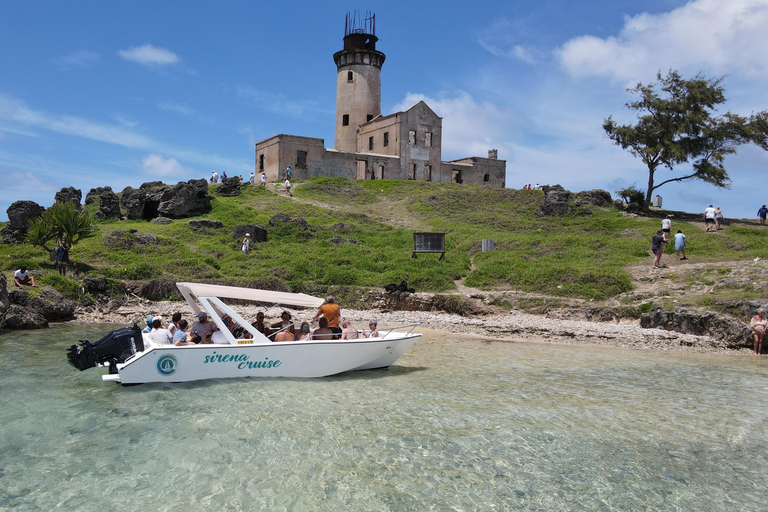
<box><xmin>67</xmin><ymin>325</ymin><xmax>144</xmax><ymax>374</ymax></box>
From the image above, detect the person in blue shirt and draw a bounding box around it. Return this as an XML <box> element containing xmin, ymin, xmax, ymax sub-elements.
<box><xmin>758</xmin><ymin>205</ymin><xmax>768</xmax><ymax>225</ymax></box>
<box><xmin>674</xmin><ymin>230</ymin><xmax>687</xmax><ymax>260</ymax></box>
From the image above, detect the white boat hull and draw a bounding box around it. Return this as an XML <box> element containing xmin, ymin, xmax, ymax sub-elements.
<box><xmin>105</xmin><ymin>334</ymin><xmax>422</xmax><ymax>384</ymax></box>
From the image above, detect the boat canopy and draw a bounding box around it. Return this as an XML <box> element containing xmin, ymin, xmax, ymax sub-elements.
<box><xmin>176</xmin><ymin>282</ymin><xmax>325</xmax><ymax>308</ymax></box>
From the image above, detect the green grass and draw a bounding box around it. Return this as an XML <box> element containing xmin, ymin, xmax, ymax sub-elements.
<box><xmin>2</xmin><ymin>178</ymin><xmax>767</xmax><ymax>302</ymax></box>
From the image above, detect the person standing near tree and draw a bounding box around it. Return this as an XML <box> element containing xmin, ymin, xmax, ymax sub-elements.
<box><xmin>55</xmin><ymin>238</ymin><xmax>70</xmax><ymax>276</ymax></box>
<box><xmin>651</xmin><ymin>230</ymin><xmax>668</xmax><ymax>269</ymax></box>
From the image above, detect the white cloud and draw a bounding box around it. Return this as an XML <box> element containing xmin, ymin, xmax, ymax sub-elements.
<box><xmin>393</xmin><ymin>91</ymin><xmax>519</xmax><ymax>160</ymax></box>
<box><xmin>117</xmin><ymin>44</ymin><xmax>180</xmax><ymax>67</ymax></box>
<box><xmin>476</xmin><ymin>19</ymin><xmax>542</xmax><ymax>64</ymax></box>
<box><xmin>141</xmin><ymin>154</ymin><xmax>194</xmax><ymax>177</ymax></box>
<box><xmin>557</xmin><ymin>0</ymin><xmax>768</xmax><ymax>82</ymax></box>
<box><xmin>235</xmin><ymin>85</ymin><xmax>328</xmax><ymax>119</ymax></box>
<box><xmin>159</xmin><ymin>101</ymin><xmax>195</xmax><ymax>116</ymax></box>
<box><xmin>56</xmin><ymin>50</ymin><xmax>101</xmax><ymax>70</ymax></box>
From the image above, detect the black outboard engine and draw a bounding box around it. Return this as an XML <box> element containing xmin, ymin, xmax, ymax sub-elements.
<box><xmin>67</xmin><ymin>324</ymin><xmax>144</xmax><ymax>374</ymax></box>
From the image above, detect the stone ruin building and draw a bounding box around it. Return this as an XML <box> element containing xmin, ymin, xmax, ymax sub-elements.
<box><xmin>255</xmin><ymin>12</ymin><xmax>506</xmax><ymax>187</ymax></box>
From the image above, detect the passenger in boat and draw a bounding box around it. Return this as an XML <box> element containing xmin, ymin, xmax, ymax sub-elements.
<box><xmin>251</xmin><ymin>312</ymin><xmax>271</xmax><ymax>337</ymax></box>
<box><xmin>141</xmin><ymin>316</ymin><xmax>153</xmax><ymax>334</ymax></box>
<box><xmin>312</xmin><ymin>317</ymin><xmax>334</xmax><ymax>340</ymax></box>
<box><xmin>148</xmin><ymin>318</ymin><xmax>173</xmax><ymax>344</ymax></box>
<box><xmin>312</xmin><ymin>296</ymin><xmax>342</xmax><ymax>338</ymax></box>
<box><xmin>273</xmin><ymin>329</ymin><xmax>295</xmax><ymax>342</ymax></box>
<box><xmin>341</xmin><ymin>320</ymin><xmax>359</xmax><ymax>339</ymax></box>
<box><xmin>271</xmin><ymin>311</ymin><xmax>295</xmax><ymax>336</ymax></box>
<box><xmin>169</xmin><ymin>312</ymin><xmax>181</xmax><ymax>335</ymax></box>
<box><xmin>173</xmin><ymin>319</ymin><xmax>196</xmax><ymax>346</ymax></box>
<box><xmin>296</xmin><ymin>322</ymin><xmax>311</xmax><ymax>340</ymax></box>
<box><xmin>222</xmin><ymin>314</ymin><xmax>246</xmax><ymax>339</ymax></box>
<box><xmin>364</xmin><ymin>320</ymin><xmax>379</xmax><ymax>338</ymax></box>
<box><xmin>192</xmin><ymin>312</ymin><xmax>218</xmax><ymax>343</ymax></box>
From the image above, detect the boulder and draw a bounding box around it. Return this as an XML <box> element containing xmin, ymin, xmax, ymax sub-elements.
<box><xmin>535</xmin><ymin>185</ymin><xmax>583</xmax><ymax>217</ymax></box>
<box><xmin>188</xmin><ymin>219</ymin><xmax>223</xmax><ymax>231</ymax></box>
<box><xmin>1</xmin><ymin>200</ymin><xmax>45</xmax><ymax>244</ymax></box>
<box><xmin>0</xmin><ymin>273</ymin><xmax>8</xmax><ymax>318</ymax></box>
<box><xmin>137</xmin><ymin>279</ymin><xmax>178</xmax><ymax>301</ymax></box>
<box><xmin>233</xmin><ymin>224</ymin><xmax>267</xmax><ymax>242</ymax></box>
<box><xmin>1</xmin><ymin>304</ymin><xmax>48</xmax><ymax>329</ymax></box>
<box><xmin>54</xmin><ymin>187</ymin><xmax>82</xmax><ymax>209</ymax></box>
<box><xmin>152</xmin><ymin>217</ymin><xmax>173</xmax><ymax>224</ymax></box>
<box><xmin>625</xmin><ymin>202</ymin><xmax>641</xmax><ymax>214</ymax></box>
<box><xmin>578</xmin><ymin>189</ymin><xmax>613</xmax><ymax>207</ymax></box>
<box><xmin>157</xmin><ymin>179</ymin><xmax>212</xmax><ymax>218</ymax></box>
<box><xmin>8</xmin><ymin>289</ymin><xmax>28</xmax><ymax>306</ymax></box>
<box><xmin>103</xmin><ymin>230</ymin><xmax>162</xmax><ymax>251</ymax></box>
<box><xmin>27</xmin><ymin>296</ymin><xmax>77</xmax><ymax>321</ymax></box>
<box><xmin>640</xmin><ymin>307</ymin><xmax>752</xmax><ymax>347</ymax></box>
<box><xmin>85</xmin><ymin>186</ymin><xmax>120</xmax><ymax>219</ymax></box>
<box><xmin>216</xmin><ymin>177</ymin><xmax>242</xmax><ymax>197</ymax></box>
<box><xmin>613</xmin><ymin>199</ymin><xmax>625</xmax><ymax>210</ymax></box>
<box><xmin>120</xmin><ymin>186</ymin><xmax>147</xmax><ymax>220</ymax></box>
<box><xmin>269</xmin><ymin>213</ymin><xmax>292</xmax><ymax>226</ymax></box>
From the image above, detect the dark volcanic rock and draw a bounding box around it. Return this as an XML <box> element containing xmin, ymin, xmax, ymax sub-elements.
<box><xmin>578</xmin><ymin>189</ymin><xmax>613</xmax><ymax>207</ymax></box>
<box><xmin>613</xmin><ymin>199</ymin><xmax>625</xmax><ymax>210</ymax></box>
<box><xmin>85</xmin><ymin>186</ymin><xmax>120</xmax><ymax>219</ymax></box>
<box><xmin>120</xmin><ymin>186</ymin><xmax>147</xmax><ymax>220</ymax></box>
<box><xmin>640</xmin><ymin>307</ymin><xmax>752</xmax><ymax>347</ymax></box>
<box><xmin>157</xmin><ymin>179</ymin><xmax>212</xmax><ymax>218</ymax></box>
<box><xmin>137</xmin><ymin>279</ymin><xmax>178</xmax><ymax>301</ymax></box>
<box><xmin>54</xmin><ymin>187</ymin><xmax>82</xmax><ymax>209</ymax></box>
<box><xmin>188</xmin><ymin>219</ymin><xmax>223</xmax><ymax>231</ymax></box>
<box><xmin>216</xmin><ymin>177</ymin><xmax>242</xmax><ymax>197</ymax></box>
<box><xmin>535</xmin><ymin>185</ymin><xmax>576</xmax><ymax>217</ymax></box>
<box><xmin>2</xmin><ymin>200</ymin><xmax>45</xmax><ymax>244</ymax></box>
<box><xmin>269</xmin><ymin>213</ymin><xmax>292</xmax><ymax>226</ymax></box>
<box><xmin>2</xmin><ymin>304</ymin><xmax>48</xmax><ymax>329</ymax></box>
<box><xmin>103</xmin><ymin>230</ymin><xmax>162</xmax><ymax>251</ymax></box>
<box><xmin>8</xmin><ymin>289</ymin><xmax>28</xmax><ymax>306</ymax></box>
<box><xmin>152</xmin><ymin>216</ymin><xmax>173</xmax><ymax>224</ymax></box>
<box><xmin>27</xmin><ymin>296</ymin><xmax>77</xmax><ymax>321</ymax></box>
<box><xmin>0</xmin><ymin>273</ymin><xmax>8</xmax><ymax>318</ymax></box>
<box><xmin>233</xmin><ymin>224</ymin><xmax>267</xmax><ymax>242</ymax></box>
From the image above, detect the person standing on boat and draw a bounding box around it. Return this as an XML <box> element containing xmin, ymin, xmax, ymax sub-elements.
<box><xmin>312</xmin><ymin>296</ymin><xmax>341</xmax><ymax>338</ymax></box>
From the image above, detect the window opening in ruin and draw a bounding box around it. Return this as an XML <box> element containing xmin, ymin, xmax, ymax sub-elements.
<box><xmin>259</xmin><ymin>154</ymin><xmax>264</xmax><ymax>171</ymax></box>
<box><xmin>367</xmin><ymin>114</ymin><xmax>373</xmax><ymax>122</ymax></box>
<box><xmin>425</xmin><ymin>132</ymin><xmax>432</xmax><ymax>147</ymax></box>
<box><xmin>452</xmin><ymin>169</ymin><xmax>463</xmax><ymax>184</ymax></box>
<box><xmin>342</xmin><ymin>114</ymin><xmax>349</xmax><ymax>126</ymax></box>
<box><xmin>383</xmin><ymin>132</ymin><xmax>389</xmax><ymax>147</ymax></box>
<box><xmin>484</xmin><ymin>173</ymin><xmax>490</xmax><ymax>182</ymax></box>
<box><xmin>347</xmin><ymin>71</ymin><xmax>353</xmax><ymax>82</ymax></box>
<box><xmin>379</xmin><ymin>165</ymin><xmax>384</xmax><ymax>179</ymax></box>
<box><xmin>409</xmin><ymin>130</ymin><xmax>416</xmax><ymax>145</ymax></box>
<box><xmin>425</xmin><ymin>165</ymin><xmax>432</xmax><ymax>181</ymax></box>
<box><xmin>368</xmin><ymin>136</ymin><xmax>374</xmax><ymax>151</ymax></box>
<box><xmin>409</xmin><ymin>163</ymin><xmax>416</xmax><ymax>180</ymax></box>
<box><xmin>296</xmin><ymin>151</ymin><xmax>307</xmax><ymax>169</ymax></box>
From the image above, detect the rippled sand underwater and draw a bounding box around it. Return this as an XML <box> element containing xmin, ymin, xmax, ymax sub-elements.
<box><xmin>1</xmin><ymin>324</ymin><xmax>767</xmax><ymax>511</ymax></box>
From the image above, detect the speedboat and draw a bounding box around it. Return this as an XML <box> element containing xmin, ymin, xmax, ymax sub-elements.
<box><xmin>67</xmin><ymin>282</ymin><xmax>421</xmax><ymax>384</ymax></box>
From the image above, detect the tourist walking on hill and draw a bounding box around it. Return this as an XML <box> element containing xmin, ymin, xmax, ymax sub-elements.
<box><xmin>674</xmin><ymin>230</ymin><xmax>687</xmax><ymax>260</ymax></box>
<box><xmin>750</xmin><ymin>308</ymin><xmax>767</xmax><ymax>355</ymax></box>
<box><xmin>261</xmin><ymin>172</ymin><xmax>267</xmax><ymax>187</ymax></box>
<box><xmin>758</xmin><ymin>205</ymin><xmax>767</xmax><ymax>225</ymax></box>
<box><xmin>248</xmin><ymin>172</ymin><xmax>255</xmax><ymax>184</ymax></box>
<box><xmin>211</xmin><ymin>170</ymin><xmax>219</xmax><ymax>183</ymax></box>
<box><xmin>704</xmin><ymin>204</ymin><xmax>717</xmax><ymax>231</ymax></box>
<box><xmin>241</xmin><ymin>233</ymin><xmax>251</xmax><ymax>255</ymax></box>
<box><xmin>661</xmin><ymin>216</ymin><xmax>672</xmax><ymax>240</ymax></box>
<box><xmin>651</xmin><ymin>230</ymin><xmax>668</xmax><ymax>269</ymax></box>
<box><xmin>715</xmin><ymin>207</ymin><xmax>724</xmax><ymax>230</ymax></box>
<box><xmin>284</xmin><ymin>178</ymin><xmax>292</xmax><ymax>196</ymax></box>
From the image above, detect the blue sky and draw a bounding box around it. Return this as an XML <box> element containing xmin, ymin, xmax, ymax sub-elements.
<box><xmin>2</xmin><ymin>0</ymin><xmax>767</xmax><ymax>222</ymax></box>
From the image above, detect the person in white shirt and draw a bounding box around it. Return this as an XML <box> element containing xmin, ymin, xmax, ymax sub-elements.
<box><xmin>13</xmin><ymin>267</ymin><xmax>37</xmax><ymax>288</ymax></box>
<box><xmin>704</xmin><ymin>205</ymin><xmax>717</xmax><ymax>232</ymax></box>
<box><xmin>261</xmin><ymin>173</ymin><xmax>267</xmax><ymax>187</ymax></box>
<box><xmin>285</xmin><ymin>179</ymin><xmax>292</xmax><ymax>197</ymax></box>
<box><xmin>148</xmin><ymin>318</ymin><xmax>172</xmax><ymax>344</ymax></box>
<box><xmin>661</xmin><ymin>217</ymin><xmax>672</xmax><ymax>240</ymax></box>
<box><xmin>249</xmin><ymin>172</ymin><xmax>255</xmax><ymax>184</ymax></box>
<box><xmin>211</xmin><ymin>170</ymin><xmax>219</xmax><ymax>184</ymax></box>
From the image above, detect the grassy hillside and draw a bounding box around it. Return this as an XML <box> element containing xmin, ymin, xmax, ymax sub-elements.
<box><xmin>2</xmin><ymin>178</ymin><xmax>766</xmax><ymax>305</ymax></box>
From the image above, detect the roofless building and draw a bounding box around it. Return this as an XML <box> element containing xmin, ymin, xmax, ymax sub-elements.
<box><xmin>255</xmin><ymin>12</ymin><xmax>505</xmax><ymax>187</ymax></box>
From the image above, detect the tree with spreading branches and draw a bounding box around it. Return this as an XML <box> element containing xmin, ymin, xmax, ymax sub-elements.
<box><xmin>603</xmin><ymin>70</ymin><xmax>768</xmax><ymax>208</ymax></box>
<box><xmin>26</xmin><ymin>201</ymin><xmax>98</xmax><ymax>255</ymax></box>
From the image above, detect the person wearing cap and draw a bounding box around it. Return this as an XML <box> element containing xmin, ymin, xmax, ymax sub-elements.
<box><xmin>141</xmin><ymin>316</ymin><xmax>153</xmax><ymax>333</ymax></box>
<box><xmin>312</xmin><ymin>296</ymin><xmax>341</xmax><ymax>338</ymax></box>
<box><xmin>191</xmin><ymin>311</ymin><xmax>217</xmax><ymax>343</ymax></box>
<box><xmin>242</xmin><ymin>233</ymin><xmax>251</xmax><ymax>254</ymax></box>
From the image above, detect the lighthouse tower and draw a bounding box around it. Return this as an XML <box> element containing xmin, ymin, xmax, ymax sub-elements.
<box><xmin>333</xmin><ymin>11</ymin><xmax>386</xmax><ymax>152</ymax></box>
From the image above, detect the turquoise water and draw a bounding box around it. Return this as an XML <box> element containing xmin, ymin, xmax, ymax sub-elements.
<box><xmin>1</xmin><ymin>324</ymin><xmax>768</xmax><ymax>511</ymax></box>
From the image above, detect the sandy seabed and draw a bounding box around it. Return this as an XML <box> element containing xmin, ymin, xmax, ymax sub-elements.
<box><xmin>71</xmin><ymin>298</ymin><xmax>747</xmax><ymax>355</ymax></box>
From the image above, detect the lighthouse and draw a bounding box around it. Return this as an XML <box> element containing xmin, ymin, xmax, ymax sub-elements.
<box><xmin>333</xmin><ymin>11</ymin><xmax>386</xmax><ymax>153</ymax></box>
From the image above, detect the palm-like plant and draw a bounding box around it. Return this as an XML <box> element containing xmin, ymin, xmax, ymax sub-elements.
<box><xmin>26</xmin><ymin>202</ymin><xmax>98</xmax><ymax>253</ymax></box>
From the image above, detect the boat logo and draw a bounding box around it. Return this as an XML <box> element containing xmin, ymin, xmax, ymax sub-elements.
<box><xmin>157</xmin><ymin>354</ymin><xmax>178</xmax><ymax>375</ymax></box>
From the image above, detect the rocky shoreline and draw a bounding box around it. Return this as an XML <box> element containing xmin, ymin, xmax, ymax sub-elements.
<box><xmin>68</xmin><ymin>296</ymin><xmax>749</xmax><ymax>355</ymax></box>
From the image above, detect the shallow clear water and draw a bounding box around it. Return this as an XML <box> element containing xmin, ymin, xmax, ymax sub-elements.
<box><xmin>2</xmin><ymin>324</ymin><xmax>768</xmax><ymax>511</ymax></box>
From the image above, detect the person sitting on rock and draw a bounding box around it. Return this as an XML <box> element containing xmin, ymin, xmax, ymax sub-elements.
<box><xmin>311</xmin><ymin>317</ymin><xmax>334</xmax><ymax>340</ymax></box>
<box><xmin>13</xmin><ymin>267</ymin><xmax>37</xmax><ymax>289</ymax></box>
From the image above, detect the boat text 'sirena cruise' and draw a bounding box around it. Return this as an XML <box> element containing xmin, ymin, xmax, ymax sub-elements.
<box><xmin>67</xmin><ymin>282</ymin><xmax>421</xmax><ymax>384</ymax></box>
